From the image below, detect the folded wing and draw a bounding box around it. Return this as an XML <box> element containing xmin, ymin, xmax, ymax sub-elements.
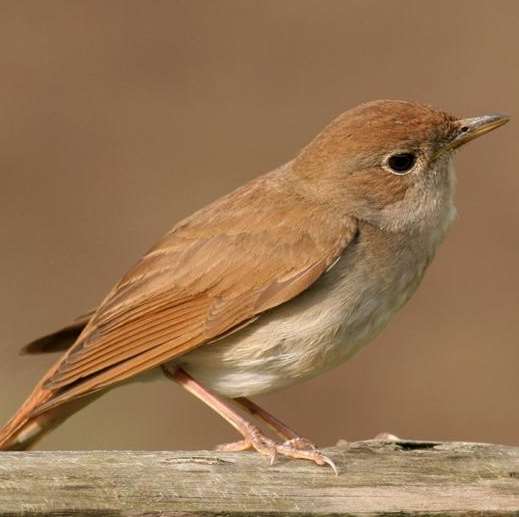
<box><xmin>35</xmin><ymin>173</ymin><xmax>357</xmax><ymax>414</ymax></box>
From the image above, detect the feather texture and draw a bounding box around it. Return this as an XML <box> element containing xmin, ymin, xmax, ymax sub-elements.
<box><xmin>34</xmin><ymin>166</ymin><xmax>357</xmax><ymax>414</ymax></box>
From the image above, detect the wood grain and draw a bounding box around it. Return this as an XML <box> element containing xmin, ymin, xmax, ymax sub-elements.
<box><xmin>1</xmin><ymin>439</ymin><xmax>518</xmax><ymax>515</ymax></box>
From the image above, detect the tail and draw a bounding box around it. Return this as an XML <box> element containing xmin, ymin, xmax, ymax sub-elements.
<box><xmin>0</xmin><ymin>385</ymin><xmax>54</xmax><ymax>450</ymax></box>
<box><xmin>0</xmin><ymin>310</ymin><xmax>97</xmax><ymax>450</ymax></box>
<box><xmin>0</xmin><ymin>387</ymin><xmax>100</xmax><ymax>450</ymax></box>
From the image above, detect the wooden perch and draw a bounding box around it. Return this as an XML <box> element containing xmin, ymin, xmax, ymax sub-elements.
<box><xmin>1</xmin><ymin>439</ymin><xmax>519</xmax><ymax>515</ymax></box>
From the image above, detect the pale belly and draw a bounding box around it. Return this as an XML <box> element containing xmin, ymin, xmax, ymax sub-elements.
<box><xmin>170</xmin><ymin>227</ymin><xmax>430</xmax><ymax>398</ymax></box>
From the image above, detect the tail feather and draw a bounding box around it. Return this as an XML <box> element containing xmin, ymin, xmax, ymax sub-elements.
<box><xmin>0</xmin><ymin>387</ymin><xmax>55</xmax><ymax>450</ymax></box>
<box><xmin>0</xmin><ymin>388</ymin><xmax>102</xmax><ymax>451</ymax></box>
<box><xmin>1</xmin><ymin>309</ymin><xmax>98</xmax><ymax>450</ymax></box>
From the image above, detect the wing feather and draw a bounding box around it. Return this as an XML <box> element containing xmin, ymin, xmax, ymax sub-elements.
<box><xmin>34</xmin><ymin>170</ymin><xmax>358</xmax><ymax>415</ymax></box>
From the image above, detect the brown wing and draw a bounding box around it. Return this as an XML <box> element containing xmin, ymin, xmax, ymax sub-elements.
<box><xmin>35</xmin><ymin>171</ymin><xmax>357</xmax><ymax>414</ymax></box>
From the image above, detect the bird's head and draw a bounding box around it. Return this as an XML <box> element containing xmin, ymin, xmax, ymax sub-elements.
<box><xmin>294</xmin><ymin>100</ymin><xmax>509</xmax><ymax>232</ymax></box>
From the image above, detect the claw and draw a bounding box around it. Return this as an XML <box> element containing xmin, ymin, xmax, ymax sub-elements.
<box><xmin>320</xmin><ymin>454</ymin><xmax>339</xmax><ymax>476</ymax></box>
<box><xmin>276</xmin><ymin>442</ymin><xmax>338</xmax><ymax>474</ymax></box>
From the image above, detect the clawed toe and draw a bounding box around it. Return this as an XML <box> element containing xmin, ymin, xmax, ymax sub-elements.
<box><xmin>219</xmin><ymin>428</ymin><xmax>337</xmax><ymax>473</ymax></box>
<box><xmin>247</xmin><ymin>428</ymin><xmax>278</xmax><ymax>464</ymax></box>
<box><xmin>218</xmin><ymin>427</ymin><xmax>278</xmax><ymax>464</ymax></box>
<box><xmin>276</xmin><ymin>442</ymin><xmax>338</xmax><ymax>475</ymax></box>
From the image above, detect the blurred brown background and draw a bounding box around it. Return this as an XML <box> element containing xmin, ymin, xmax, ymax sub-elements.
<box><xmin>0</xmin><ymin>0</ymin><xmax>518</xmax><ymax>451</ymax></box>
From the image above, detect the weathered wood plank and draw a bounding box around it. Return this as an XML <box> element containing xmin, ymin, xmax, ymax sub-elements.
<box><xmin>0</xmin><ymin>439</ymin><xmax>518</xmax><ymax>515</ymax></box>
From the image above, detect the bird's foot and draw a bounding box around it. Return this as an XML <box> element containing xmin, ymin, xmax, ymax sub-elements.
<box><xmin>216</xmin><ymin>425</ymin><xmax>277</xmax><ymax>462</ymax></box>
<box><xmin>276</xmin><ymin>440</ymin><xmax>338</xmax><ymax>474</ymax></box>
<box><xmin>216</xmin><ymin>425</ymin><xmax>337</xmax><ymax>473</ymax></box>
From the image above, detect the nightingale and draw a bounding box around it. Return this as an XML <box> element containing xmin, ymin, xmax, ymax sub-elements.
<box><xmin>0</xmin><ymin>100</ymin><xmax>509</xmax><ymax>471</ymax></box>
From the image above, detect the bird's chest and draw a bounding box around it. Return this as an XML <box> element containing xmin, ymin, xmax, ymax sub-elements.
<box><xmin>280</xmin><ymin>229</ymin><xmax>432</xmax><ymax>375</ymax></box>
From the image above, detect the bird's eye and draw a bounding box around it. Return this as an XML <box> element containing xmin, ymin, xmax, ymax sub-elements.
<box><xmin>386</xmin><ymin>152</ymin><xmax>416</xmax><ymax>175</ymax></box>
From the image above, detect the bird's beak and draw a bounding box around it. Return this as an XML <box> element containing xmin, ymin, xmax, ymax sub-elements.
<box><xmin>449</xmin><ymin>113</ymin><xmax>510</xmax><ymax>150</ymax></box>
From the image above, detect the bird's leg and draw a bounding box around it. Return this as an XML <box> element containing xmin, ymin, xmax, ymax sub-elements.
<box><xmin>234</xmin><ymin>397</ymin><xmax>317</xmax><ymax>451</ymax></box>
<box><xmin>165</xmin><ymin>367</ymin><xmax>336</xmax><ymax>472</ymax></box>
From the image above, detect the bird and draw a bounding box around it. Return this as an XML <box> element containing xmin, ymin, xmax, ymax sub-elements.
<box><xmin>0</xmin><ymin>99</ymin><xmax>509</xmax><ymax>471</ymax></box>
